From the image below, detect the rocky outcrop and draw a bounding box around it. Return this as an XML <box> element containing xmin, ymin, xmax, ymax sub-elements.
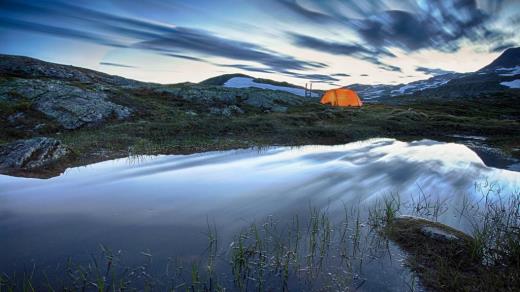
<box><xmin>150</xmin><ymin>85</ymin><xmax>307</xmax><ymax>111</ymax></box>
<box><xmin>0</xmin><ymin>137</ymin><xmax>70</xmax><ymax>170</ymax></box>
<box><xmin>0</xmin><ymin>54</ymin><xmax>308</xmax><ymax>126</ymax></box>
<box><xmin>0</xmin><ymin>54</ymin><xmax>139</xmax><ymax>86</ymax></box>
<box><xmin>1</xmin><ymin>78</ymin><xmax>131</xmax><ymax>129</ymax></box>
<box><xmin>209</xmin><ymin>105</ymin><xmax>244</xmax><ymax>117</ymax></box>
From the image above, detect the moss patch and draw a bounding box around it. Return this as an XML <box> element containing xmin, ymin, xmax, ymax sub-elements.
<box><xmin>386</xmin><ymin>217</ymin><xmax>520</xmax><ymax>291</ymax></box>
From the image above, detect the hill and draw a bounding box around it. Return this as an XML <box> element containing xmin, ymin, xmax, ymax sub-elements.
<box><xmin>199</xmin><ymin>73</ymin><xmax>322</xmax><ymax>98</ymax></box>
<box><xmin>199</xmin><ymin>73</ymin><xmax>252</xmax><ymax>86</ymax></box>
<box><xmin>479</xmin><ymin>47</ymin><xmax>520</xmax><ymax>71</ymax></box>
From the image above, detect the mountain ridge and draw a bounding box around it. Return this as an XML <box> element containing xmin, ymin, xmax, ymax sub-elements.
<box><xmin>479</xmin><ymin>47</ymin><xmax>520</xmax><ymax>71</ymax></box>
<box><xmin>344</xmin><ymin>47</ymin><xmax>520</xmax><ymax>101</ymax></box>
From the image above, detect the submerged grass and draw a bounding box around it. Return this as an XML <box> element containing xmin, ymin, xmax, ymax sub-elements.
<box><xmin>372</xmin><ymin>186</ymin><xmax>520</xmax><ymax>292</ymax></box>
<box><xmin>0</xmin><ymin>205</ymin><xmax>405</xmax><ymax>291</ymax></box>
<box><xmin>1</xmin><ymin>187</ymin><xmax>520</xmax><ymax>291</ymax></box>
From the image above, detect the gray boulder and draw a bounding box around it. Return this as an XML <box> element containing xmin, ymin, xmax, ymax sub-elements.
<box><xmin>1</xmin><ymin>78</ymin><xmax>132</xmax><ymax>129</ymax></box>
<box><xmin>185</xmin><ymin>110</ymin><xmax>198</xmax><ymax>117</ymax></box>
<box><xmin>158</xmin><ymin>86</ymin><xmax>239</xmax><ymax>104</ymax></box>
<box><xmin>149</xmin><ymin>84</ymin><xmax>306</xmax><ymax>111</ymax></box>
<box><xmin>209</xmin><ymin>105</ymin><xmax>244</xmax><ymax>117</ymax></box>
<box><xmin>0</xmin><ymin>137</ymin><xmax>70</xmax><ymax>170</ymax></box>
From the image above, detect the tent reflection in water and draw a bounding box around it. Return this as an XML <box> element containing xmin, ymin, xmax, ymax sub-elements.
<box><xmin>320</xmin><ymin>88</ymin><xmax>363</xmax><ymax>107</ymax></box>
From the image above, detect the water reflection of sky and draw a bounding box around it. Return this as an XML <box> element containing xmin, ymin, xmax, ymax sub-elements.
<box><xmin>0</xmin><ymin>138</ymin><xmax>519</xmax><ymax>285</ymax></box>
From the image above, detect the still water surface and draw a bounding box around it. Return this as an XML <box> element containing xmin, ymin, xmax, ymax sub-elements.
<box><xmin>1</xmin><ymin>138</ymin><xmax>519</xmax><ymax>290</ymax></box>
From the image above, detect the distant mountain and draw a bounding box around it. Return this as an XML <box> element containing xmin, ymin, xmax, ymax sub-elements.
<box><xmin>201</xmin><ymin>74</ymin><xmax>321</xmax><ymax>98</ymax></box>
<box><xmin>346</xmin><ymin>73</ymin><xmax>467</xmax><ymax>101</ymax></box>
<box><xmin>200</xmin><ymin>73</ymin><xmax>303</xmax><ymax>89</ymax></box>
<box><xmin>479</xmin><ymin>47</ymin><xmax>520</xmax><ymax>71</ymax></box>
<box><xmin>0</xmin><ymin>54</ymin><xmax>139</xmax><ymax>86</ymax></box>
<box><xmin>199</xmin><ymin>73</ymin><xmax>252</xmax><ymax>86</ymax></box>
<box><xmin>346</xmin><ymin>47</ymin><xmax>520</xmax><ymax>101</ymax></box>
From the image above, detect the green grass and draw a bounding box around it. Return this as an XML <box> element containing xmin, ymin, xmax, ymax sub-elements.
<box><xmin>368</xmin><ymin>186</ymin><xmax>520</xmax><ymax>292</ymax></box>
<box><xmin>1</xmin><ymin>85</ymin><xmax>519</xmax><ymax>177</ymax></box>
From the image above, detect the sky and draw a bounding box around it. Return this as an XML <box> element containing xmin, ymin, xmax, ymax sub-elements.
<box><xmin>1</xmin><ymin>0</ymin><xmax>519</xmax><ymax>88</ymax></box>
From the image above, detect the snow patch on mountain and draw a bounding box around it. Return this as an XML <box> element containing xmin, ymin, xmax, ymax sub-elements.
<box><xmin>351</xmin><ymin>73</ymin><xmax>459</xmax><ymax>100</ymax></box>
<box><xmin>224</xmin><ymin>77</ymin><xmax>317</xmax><ymax>97</ymax></box>
<box><xmin>392</xmin><ymin>84</ymin><xmax>416</xmax><ymax>94</ymax></box>
<box><xmin>500</xmin><ymin>79</ymin><xmax>520</xmax><ymax>88</ymax></box>
<box><xmin>496</xmin><ymin>66</ymin><xmax>520</xmax><ymax>76</ymax></box>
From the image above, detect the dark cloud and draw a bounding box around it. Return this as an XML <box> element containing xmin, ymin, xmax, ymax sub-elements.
<box><xmin>281</xmin><ymin>71</ymin><xmax>340</xmax><ymax>82</ymax></box>
<box><xmin>353</xmin><ymin>10</ymin><xmax>435</xmax><ymax>51</ymax></box>
<box><xmin>137</xmin><ymin>30</ymin><xmax>327</xmax><ymax>72</ymax></box>
<box><xmin>490</xmin><ymin>43</ymin><xmax>516</xmax><ymax>53</ymax></box>
<box><xmin>274</xmin><ymin>0</ymin><xmax>335</xmax><ymax>23</ymax></box>
<box><xmin>271</xmin><ymin>0</ymin><xmax>512</xmax><ymax>74</ymax></box>
<box><xmin>100</xmin><ymin>62</ymin><xmax>136</xmax><ymax>68</ymax></box>
<box><xmin>289</xmin><ymin>33</ymin><xmax>400</xmax><ymax>72</ymax></box>
<box><xmin>328</xmin><ymin>83</ymin><xmax>342</xmax><ymax>87</ymax></box>
<box><xmin>1</xmin><ymin>0</ymin><xmax>517</xmax><ymax>83</ymax></box>
<box><xmin>378</xmin><ymin>64</ymin><xmax>402</xmax><ymax>72</ymax></box>
<box><xmin>162</xmin><ymin>53</ymin><xmax>207</xmax><ymax>62</ymax></box>
<box><xmin>331</xmin><ymin>73</ymin><xmax>351</xmax><ymax>77</ymax></box>
<box><xmin>217</xmin><ymin>64</ymin><xmax>275</xmax><ymax>74</ymax></box>
<box><xmin>360</xmin><ymin>74</ymin><xmax>369</xmax><ymax>77</ymax></box>
<box><xmin>0</xmin><ymin>0</ymin><xmax>327</xmax><ymax>76</ymax></box>
<box><xmin>289</xmin><ymin>33</ymin><xmax>394</xmax><ymax>57</ymax></box>
<box><xmin>0</xmin><ymin>17</ymin><xmax>126</xmax><ymax>48</ymax></box>
<box><xmin>416</xmin><ymin>66</ymin><xmax>455</xmax><ymax>76</ymax></box>
<box><xmin>278</xmin><ymin>0</ymin><xmax>506</xmax><ymax>54</ymax></box>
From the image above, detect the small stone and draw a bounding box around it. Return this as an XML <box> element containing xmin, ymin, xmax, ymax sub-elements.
<box><xmin>227</xmin><ymin>105</ymin><xmax>244</xmax><ymax>115</ymax></box>
<box><xmin>420</xmin><ymin>226</ymin><xmax>459</xmax><ymax>241</ymax></box>
<box><xmin>33</xmin><ymin>123</ymin><xmax>46</xmax><ymax>131</ymax></box>
<box><xmin>271</xmin><ymin>105</ymin><xmax>288</xmax><ymax>113</ymax></box>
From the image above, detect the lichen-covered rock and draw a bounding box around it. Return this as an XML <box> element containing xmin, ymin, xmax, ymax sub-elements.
<box><xmin>148</xmin><ymin>84</ymin><xmax>306</xmax><ymax>111</ymax></box>
<box><xmin>0</xmin><ymin>137</ymin><xmax>70</xmax><ymax>170</ymax></box>
<box><xmin>0</xmin><ymin>78</ymin><xmax>132</xmax><ymax>129</ymax></box>
<box><xmin>209</xmin><ymin>105</ymin><xmax>245</xmax><ymax>117</ymax></box>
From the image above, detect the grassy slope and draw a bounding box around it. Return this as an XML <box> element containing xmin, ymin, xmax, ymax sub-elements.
<box><xmin>1</xmin><ymin>82</ymin><xmax>519</xmax><ymax>176</ymax></box>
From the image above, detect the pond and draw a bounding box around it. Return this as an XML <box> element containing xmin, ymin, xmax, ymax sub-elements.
<box><xmin>1</xmin><ymin>138</ymin><xmax>519</xmax><ymax>290</ymax></box>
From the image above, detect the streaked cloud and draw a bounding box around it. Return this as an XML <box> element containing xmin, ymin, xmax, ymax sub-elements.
<box><xmin>415</xmin><ymin>66</ymin><xmax>455</xmax><ymax>76</ymax></box>
<box><xmin>99</xmin><ymin>62</ymin><xmax>136</xmax><ymax>68</ymax></box>
<box><xmin>0</xmin><ymin>0</ymin><xmax>518</xmax><ymax>86</ymax></box>
<box><xmin>0</xmin><ymin>0</ymin><xmax>327</xmax><ymax>75</ymax></box>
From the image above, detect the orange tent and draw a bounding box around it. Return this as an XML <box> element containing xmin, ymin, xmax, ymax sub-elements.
<box><xmin>320</xmin><ymin>88</ymin><xmax>362</xmax><ymax>107</ymax></box>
